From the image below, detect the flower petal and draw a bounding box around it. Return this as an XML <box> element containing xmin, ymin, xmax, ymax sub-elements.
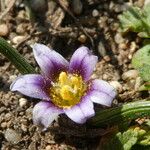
<box><xmin>33</xmin><ymin>101</ymin><xmax>63</xmax><ymax>129</ymax></box>
<box><xmin>88</xmin><ymin>90</ymin><xmax>114</xmax><ymax>107</ymax></box>
<box><xmin>64</xmin><ymin>97</ymin><xmax>94</xmax><ymax>124</ymax></box>
<box><xmin>79</xmin><ymin>95</ymin><xmax>95</xmax><ymax>119</ymax></box>
<box><xmin>90</xmin><ymin>79</ymin><xmax>116</xmax><ymax>98</ymax></box>
<box><xmin>10</xmin><ymin>74</ymin><xmax>50</xmax><ymax>100</ymax></box>
<box><xmin>69</xmin><ymin>46</ymin><xmax>98</xmax><ymax>81</ymax></box>
<box><xmin>33</xmin><ymin>43</ymin><xmax>69</xmax><ymax>80</ymax></box>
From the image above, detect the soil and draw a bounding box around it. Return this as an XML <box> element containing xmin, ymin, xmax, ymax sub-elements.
<box><xmin>0</xmin><ymin>0</ymin><xmax>149</xmax><ymax>150</ymax></box>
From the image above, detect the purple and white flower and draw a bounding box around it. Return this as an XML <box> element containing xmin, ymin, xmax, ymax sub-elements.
<box><xmin>10</xmin><ymin>44</ymin><xmax>116</xmax><ymax>129</ymax></box>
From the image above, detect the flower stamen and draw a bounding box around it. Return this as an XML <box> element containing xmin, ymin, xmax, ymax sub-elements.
<box><xmin>49</xmin><ymin>71</ymin><xmax>87</xmax><ymax>108</ymax></box>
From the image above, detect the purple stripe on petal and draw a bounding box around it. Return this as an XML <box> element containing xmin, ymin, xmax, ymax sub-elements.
<box><xmin>33</xmin><ymin>43</ymin><xmax>69</xmax><ymax>80</ymax></box>
<box><xmin>69</xmin><ymin>46</ymin><xmax>98</xmax><ymax>81</ymax></box>
<box><xmin>88</xmin><ymin>90</ymin><xmax>114</xmax><ymax>107</ymax></box>
<box><xmin>80</xmin><ymin>55</ymin><xmax>98</xmax><ymax>81</ymax></box>
<box><xmin>33</xmin><ymin>101</ymin><xmax>63</xmax><ymax>129</ymax></box>
<box><xmin>90</xmin><ymin>79</ymin><xmax>116</xmax><ymax>98</ymax></box>
<box><xmin>10</xmin><ymin>74</ymin><xmax>50</xmax><ymax>100</ymax></box>
<box><xmin>64</xmin><ymin>97</ymin><xmax>94</xmax><ymax>124</ymax></box>
<box><xmin>69</xmin><ymin>46</ymin><xmax>89</xmax><ymax>72</ymax></box>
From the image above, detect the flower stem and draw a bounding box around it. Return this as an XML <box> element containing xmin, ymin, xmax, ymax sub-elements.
<box><xmin>88</xmin><ymin>100</ymin><xmax>150</xmax><ymax>127</ymax></box>
<box><xmin>0</xmin><ymin>37</ymin><xmax>36</xmax><ymax>74</ymax></box>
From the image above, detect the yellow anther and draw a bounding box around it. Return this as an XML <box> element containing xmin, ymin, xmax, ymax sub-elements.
<box><xmin>74</xmin><ymin>85</ymin><xmax>78</xmax><ymax>93</ymax></box>
<box><xmin>59</xmin><ymin>72</ymin><xmax>67</xmax><ymax>85</ymax></box>
<box><xmin>71</xmin><ymin>76</ymin><xmax>80</xmax><ymax>87</ymax></box>
<box><xmin>60</xmin><ymin>85</ymin><xmax>74</xmax><ymax>100</ymax></box>
<box><xmin>49</xmin><ymin>71</ymin><xmax>87</xmax><ymax>108</ymax></box>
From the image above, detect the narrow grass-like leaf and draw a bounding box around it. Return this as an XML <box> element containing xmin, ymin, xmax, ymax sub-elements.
<box><xmin>0</xmin><ymin>37</ymin><xmax>35</xmax><ymax>74</ymax></box>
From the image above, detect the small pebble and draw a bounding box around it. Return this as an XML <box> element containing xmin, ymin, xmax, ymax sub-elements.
<box><xmin>78</xmin><ymin>34</ymin><xmax>87</xmax><ymax>43</ymax></box>
<box><xmin>122</xmin><ymin>70</ymin><xmax>139</xmax><ymax>80</ymax></box>
<box><xmin>5</xmin><ymin>113</ymin><xmax>11</xmax><ymax>121</ymax></box>
<box><xmin>109</xmin><ymin>1</ymin><xmax>115</xmax><ymax>10</ymax></box>
<box><xmin>19</xmin><ymin>112</ymin><xmax>24</xmax><ymax>116</ymax></box>
<box><xmin>102</xmin><ymin>74</ymin><xmax>109</xmax><ymax>80</ymax></box>
<box><xmin>16</xmin><ymin>24</ymin><xmax>27</xmax><ymax>34</ymax></box>
<box><xmin>21</xmin><ymin>124</ymin><xmax>27</xmax><ymax>132</ymax></box>
<box><xmin>12</xmin><ymin>35</ymin><xmax>25</xmax><ymax>44</ymax></box>
<box><xmin>114</xmin><ymin>33</ymin><xmax>124</xmax><ymax>44</ymax></box>
<box><xmin>72</xmin><ymin>0</ymin><xmax>83</xmax><ymax>15</ymax></box>
<box><xmin>1</xmin><ymin>122</ymin><xmax>7</xmax><ymax>128</ymax></box>
<box><xmin>19</xmin><ymin>98</ymin><xmax>27</xmax><ymax>108</ymax></box>
<box><xmin>98</xmin><ymin>41</ymin><xmax>106</xmax><ymax>57</ymax></box>
<box><xmin>119</xmin><ymin>43</ymin><xmax>127</xmax><ymax>50</ymax></box>
<box><xmin>91</xmin><ymin>73</ymin><xmax>98</xmax><ymax>79</ymax></box>
<box><xmin>9</xmin><ymin>75</ymin><xmax>17</xmax><ymax>82</ymax></box>
<box><xmin>134</xmin><ymin>77</ymin><xmax>143</xmax><ymax>91</ymax></box>
<box><xmin>114</xmin><ymin>4</ymin><xmax>124</xmax><ymax>13</ymax></box>
<box><xmin>48</xmin><ymin>1</ymin><xmax>57</xmax><ymax>15</ymax></box>
<box><xmin>45</xmin><ymin>145</ymin><xmax>52</xmax><ymax>150</ymax></box>
<box><xmin>6</xmin><ymin>121</ymin><xmax>12</xmax><ymax>128</ymax></box>
<box><xmin>5</xmin><ymin>0</ymin><xmax>12</xmax><ymax>6</ymax></box>
<box><xmin>28</xmin><ymin>142</ymin><xmax>36</xmax><ymax>150</ymax></box>
<box><xmin>109</xmin><ymin>81</ymin><xmax>123</xmax><ymax>93</ymax></box>
<box><xmin>135</xmin><ymin>0</ymin><xmax>144</xmax><ymax>7</ymax></box>
<box><xmin>112</xmin><ymin>99</ymin><xmax>118</xmax><ymax>105</ymax></box>
<box><xmin>0</xmin><ymin>24</ymin><xmax>9</xmax><ymax>36</ymax></box>
<box><xmin>144</xmin><ymin>0</ymin><xmax>150</xmax><ymax>5</ymax></box>
<box><xmin>5</xmin><ymin>129</ymin><xmax>21</xmax><ymax>144</ymax></box>
<box><xmin>92</xmin><ymin>9</ymin><xmax>99</xmax><ymax>17</ymax></box>
<box><xmin>103</xmin><ymin>55</ymin><xmax>111</xmax><ymax>62</ymax></box>
<box><xmin>17</xmin><ymin>10</ymin><xmax>26</xmax><ymax>20</ymax></box>
<box><xmin>130</xmin><ymin>41</ymin><xmax>137</xmax><ymax>53</ymax></box>
<box><xmin>128</xmin><ymin>54</ymin><xmax>133</xmax><ymax>60</ymax></box>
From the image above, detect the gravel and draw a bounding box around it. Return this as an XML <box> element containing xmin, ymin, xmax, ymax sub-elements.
<box><xmin>5</xmin><ymin>129</ymin><xmax>21</xmax><ymax>144</ymax></box>
<box><xmin>0</xmin><ymin>0</ymin><xmax>149</xmax><ymax>149</ymax></box>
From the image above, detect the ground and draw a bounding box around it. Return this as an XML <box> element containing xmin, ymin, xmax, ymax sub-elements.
<box><xmin>0</xmin><ymin>0</ymin><xmax>149</xmax><ymax>150</ymax></box>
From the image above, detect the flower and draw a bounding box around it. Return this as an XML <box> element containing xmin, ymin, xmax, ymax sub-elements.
<box><xmin>10</xmin><ymin>44</ymin><xmax>116</xmax><ymax>129</ymax></box>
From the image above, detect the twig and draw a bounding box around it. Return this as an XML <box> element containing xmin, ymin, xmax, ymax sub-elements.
<box><xmin>16</xmin><ymin>35</ymin><xmax>32</xmax><ymax>49</ymax></box>
<box><xmin>16</xmin><ymin>27</ymin><xmax>36</xmax><ymax>49</ymax></box>
<box><xmin>16</xmin><ymin>26</ymin><xmax>96</xmax><ymax>49</ymax></box>
<box><xmin>0</xmin><ymin>0</ymin><xmax>5</xmax><ymax>12</ymax></box>
<box><xmin>56</xmin><ymin>0</ymin><xmax>94</xmax><ymax>47</ymax></box>
<box><xmin>0</xmin><ymin>0</ymin><xmax>16</xmax><ymax>21</ymax></box>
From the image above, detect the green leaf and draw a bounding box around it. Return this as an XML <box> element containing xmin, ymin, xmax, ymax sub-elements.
<box><xmin>119</xmin><ymin>5</ymin><xmax>150</xmax><ymax>37</ymax></box>
<box><xmin>89</xmin><ymin>100</ymin><xmax>150</xmax><ymax>127</ymax></box>
<box><xmin>118</xmin><ymin>130</ymin><xmax>138</xmax><ymax>150</ymax></box>
<box><xmin>101</xmin><ymin>126</ymin><xmax>150</xmax><ymax>150</ymax></box>
<box><xmin>139</xmin><ymin>64</ymin><xmax>150</xmax><ymax>81</ymax></box>
<box><xmin>139</xmin><ymin>83</ymin><xmax>150</xmax><ymax>91</ymax></box>
<box><xmin>139</xmin><ymin>131</ymin><xmax>150</xmax><ymax>146</ymax></box>
<box><xmin>119</xmin><ymin>7</ymin><xmax>143</xmax><ymax>32</ymax></box>
<box><xmin>132</xmin><ymin>44</ymin><xmax>150</xmax><ymax>82</ymax></box>
<box><xmin>0</xmin><ymin>37</ymin><xmax>36</xmax><ymax>74</ymax></box>
<box><xmin>145</xmin><ymin>119</ymin><xmax>150</xmax><ymax>127</ymax></box>
<box><xmin>101</xmin><ymin>128</ymin><xmax>138</xmax><ymax>150</ymax></box>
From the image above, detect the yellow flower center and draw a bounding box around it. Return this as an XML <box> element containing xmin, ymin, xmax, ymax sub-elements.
<box><xmin>49</xmin><ymin>72</ymin><xmax>87</xmax><ymax>108</ymax></box>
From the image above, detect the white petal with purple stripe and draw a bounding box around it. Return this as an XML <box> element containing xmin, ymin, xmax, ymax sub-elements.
<box><xmin>90</xmin><ymin>79</ymin><xmax>116</xmax><ymax>98</ymax></box>
<box><xmin>33</xmin><ymin>43</ymin><xmax>69</xmax><ymax>80</ymax></box>
<box><xmin>69</xmin><ymin>46</ymin><xmax>98</xmax><ymax>81</ymax></box>
<box><xmin>33</xmin><ymin>101</ymin><xmax>63</xmax><ymax>128</ymax></box>
<box><xmin>10</xmin><ymin>74</ymin><xmax>50</xmax><ymax>100</ymax></box>
<box><xmin>64</xmin><ymin>96</ymin><xmax>95</xmax><ymax>124</ymax></box>
<box><xmin>88</xmin><ymin>79</ymin><xmax>117</xmax><ymax>106</ymax></box>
